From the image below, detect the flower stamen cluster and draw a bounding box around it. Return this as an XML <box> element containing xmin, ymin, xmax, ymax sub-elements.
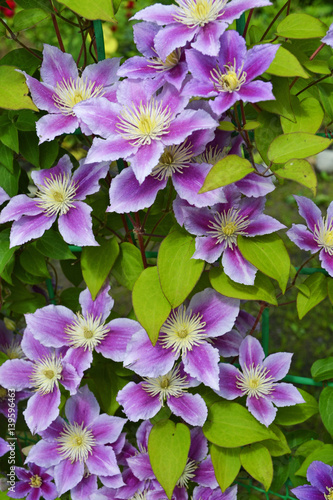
<box><xmin>142</xmin><ymin>365</ymin><xmax>189</xmax><ymax>404</ymax></box>
<box><xmin>151</xmin><ymin>142</ymin><xmax>193</xmax><ymax>180</ymax></box>
<box><xmin>207</xmin><ymin>208</ymin><xmax>250</xmax><ymax>247</ymax></box>
<box><xmin>236</xmin><ymin>363</ymin><xmax>276</xmax><ymax>399</ymax></box>
<box><xmin>173</xmin><ymin>0</ymin><xmax>227</xmax><ymax>28</ymax></box>
<box><xmin>177</xmin><ymin>459</ymin><xmax>198</xmax><ymax>487</ymax></box>
<box><xmin>56</xmin><ymin>422</ymin><xmax>96</xmax><ymax>463</ymax></box>
<box><xmin>148</xmin><ymin>49</ymin><xmax>182</xmax><ymax>72</ymax></box>
<box><xmin>53</xmin><ymin>77</ymin><xmax>105</xmax><ymax>116</ymax></box>
<box><xmin>210</xmin><ymin>61</ymin><xmax>247</xmax><ymax>93</ymax></box>
<box><xmin>29</xmin><ymin>474</ymin><xmax>43</xmax><ymax>488</ymax></box>
<box><xmin>36</xmin><ymin>174</ymin><xmax>77</xmax><ymax>217</ymax></box>
<box><xmin>30</xmin><ymin>354</ymin><xmax>63</xmax><ymax>395</ymax></box>
<box><xmin>313</xmin><ymin>216</ymin><xmax>333</xmax><ymax>255</ymax></box>
<box><xmin>194</xmin><ymin>144</ymin><xmax>227</xmax><ymax>165</ymax></box>
<box><xmin>65</xmin><ymin>312</ymin><xmax>109</xmax><ymax>351</ymax></box>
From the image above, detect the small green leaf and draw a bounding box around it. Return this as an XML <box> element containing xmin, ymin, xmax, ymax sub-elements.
<box><xmin>60</xmin><ymin>259</ymin><xmax>83</xmax><ymax>287</ymax></box>
<box><xmin>274</xmin><ymin>159</ymin><xmax>317</xmax><ymax>195</ymax></box>
<box><xmin>203</xmin><ymin>401</ymin><xmax>278</xmax><ymax>448</ymax></box>
<box><xmin>132</xmin><ymin>266</ymin><xmax>171</xmax><ymax>345</ymax></box>
<box><xmin>319</xmin><ymin>387</ymin><xmax>333</xmax><ymax>438</ymax></box>
<box><xmin>158</xmin><ymin>229</ymin><xmax>204</xmax><ymax>307</ymax></box>
<box><xmin>19</xmin><ymin>131</ymin><xmax>39</xmax><ymax>167</ymax></box>
<box><xmin>311</xmin><ymin>357</ymin><xmax>333</xmax><ymax>382</ymax></box>
<box><xmin>199</xmin><ymin>155</ymin><xmax>254</xmax><ymax>192</ymax></box>
<box><xmin>0</xmin><ymin>121</ymin><xmax>19</xmax><ymax>153</ymax></box>
<box><xmin>238</xmin><ymin>234</ymin><xmax>290</xmax><ymax>293</ymax></box>
<box><xmin>296</xmin><ymin>444</ymin><xmax>333</xmax><ymax>477</ymax></box>
<box><xmin>0</xmin><ymin>229</ymin><xmax>17</xmax><ymax>274</ymax></box>
<box><xmin>260</xmin><ymin>424</ymin><xmax>291</xmax><ymax>457</ymax></box>
<box><xmin>36</xmin><ymin>229</ymin><xmax>76</xmax><ymax>260</ymax></box>
<box><xmin>57</xmin><ymin>0</ymin><xmax>115</xmax><ymax>21</ymax></box>
<box><xmin>218</xmin><ymin>121</ymin><xmax>236</xmax><ymax>131</ymax></box>
<box><xmin>209</xmin><ymin>267</ymin><xmax>278</xmax><ymax>306</ymax></box>
<box><xmin>0</xmin><ymin>142</ymin><xmax>13</xmax><ymax>172</ymax></box>
<box><xmin>255</xmin><ymin>111</ymin><xmax>283</xmax><ymax>166</ymax></box>
<box><xmin>275</xmin><ymin>389</ymin><xmax>318</xmax><ymax>426</ymax></box>
<box><xmin>13</xmin><ymin>8</ymin><xmax>48</xmax><ymax>31</ymax></box>
<box><xmin>0</xmin><ymin>66</ymin><xmax>38</xmax><ymax>111</ymax></box>
<box><xmin>276</xmin><ymin>14</ymin><xmax>327</xmax><ymax>39</ymax></box>
<box><xmin>243</xmin><ymin>121</ymin><xmax>261</xmax><ymax>130</ymax></box>
<box><xmin>81</xmin><ymin>238</ymin><xmax>119</xmax><ymax>300</ymax></box>
<box><xmin>211</xmin><ymin>445</ymin><xmax>241</xmax><ymax>492</ymax></box>
<box><xmin>0</xmin><ymin>162</ymin><xmax>20</xmax><ymax>196</ymax></box>
<box><xmin>266</xmin><ymin>47</ymin><xmax>309</xmax><ymax>78</ymax></box>
<box><xmin>260</xmin><ymin>77</ymin><xmax>295</xmax><ymax>121</ymax></box>
<box><xmin>268</xmin><ymin>133</ymin><xmax>332</xmax><ymax>164</ymax></box>
<box><xmin>318</xmin><ymin>84</ymin><xmax>333</xmax><ymax>121</ymax></box>
<box><xmin>297</xmin><ymin>273</ymin><xmax>327</xmax><ymax>319</ymax></box>
<box><xmin>281</xmin><ymin>97</ymin><xmax>324</xmax><ymax>134</ymax></box>
<box><xmin>20</xmin><ymin>245</ymin><xmax>50</xmax><ymax>278</ymax></box>
<box><xmin>295</xmin><ymin>440</ymin><xmax>324</xmax><ymax>457</ymax></box>
<box><xmin>39</xmin><ymin>140</ymin><xmax>59</xmax><ymax>169</ymax></box>
<box><xmin>112</xmin><ymin>242</ymin><xmax>144</xmax><ymax>290</ymax></box>
<box><xmin>240</xmin><ymin>443</ymin><xmax>273</xmax><ymax>491</ymax></box>
<box><xmin>60</xmin><ymin>287</ymin><xmax>82</xmax><ymax>312</ymax></box>
<box><xmin>148</xmin><ymin>420</ymin><xmax>190</xmax><ymax>500</ymax></box>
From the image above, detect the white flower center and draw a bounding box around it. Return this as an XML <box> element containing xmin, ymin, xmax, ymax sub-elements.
<box><xmin>29</xmin><ymin>474</ymin><xmax>43</xmax><ymax>488</ymax></box>
<box><xmin>160</xmin><ymin>305</ymin><xmax>207</xmax><ymax>356</ymax></box>
<box><xmin>313</xmin><ymin>216</ymin><xmax>333</xmax><ymax>255</ymax></box>
<box><xmin>148</xmin><ymin>48</ymin><xmax>182</xmax><ymax>72</ymax></box>
<box><xmin>194</xmin><ymin>145</ymin><xmax>227</xmax><ymax>165</ymax></box>
<box><xmin>53</xmin><ymin>77</ymin><xmax>105</xmax><ymax>116</ymax></box>
<box><xmin>116</xmin><ymin>99</ymin><xmax>172</xmax><ymax>146</ymax></box>
<box><xmin>210</xmin><ymin>60</ymin><xmax>247</xmax><ymax>93</ymax></box>
<box><xmin>65</xmin><ymin>312</ymin><xmax>109</xmax><ymax>351</ymax></box>
<box><xmin>142</xmin><ymin>365</ymin><xmax>189</xmax><ymax>404</ymax></box>
<box><xmin>177</xmin><ymin>459</ymin><xmax>198</xmax><ymax>487</ymax></box>
<box><xmin>207</xmin><ymin>208</ymin><xmax>250</xmax><ymax>248</ymax></box>
<box><xmin>36</xmin><ymin>174</ymin><xmax>77</xmax><ymax>217</ymax></box>
<box><xmin>30</xmin><ymin>354</ymin><xmax>63</xmax><ymax>395</ymax></box>
<box><xmin>151</xmin><ymin>141</ymin><xmax>193</xmax><ymax>180</ymax></box>
<box><xmin>3</xmin><ymin>339</ymin><xmax>24</xmax><ymax>359</ymax></box>
<box><xmin>236</xmin><ymin>363</ymin><xmax>276</xmax><ymax>399</ymax></box>
<box><xmin>325</xmin><ymin>487</ymin><xmax>333</xmax><ymax>500</ymax></box>
<box><xmin>130</xmin><ymin>492</ymin><xmax>148</xmax><ymax>500</ymax></box>
<box><xmin>57</xmin><ymin>422</ymin><xmax>96</xmax><ymax>463</ymax></box>
<box><xmin>174</xmin><ymin>0</ymin><xmax>227</xmax><ymax>28</ymax></box>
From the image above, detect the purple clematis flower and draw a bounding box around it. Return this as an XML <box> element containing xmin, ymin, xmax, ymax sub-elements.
<box><xmin>193</xmin><ymin>484</ymin><xmax>238</xmax><ymax>500</ymax></box>
<box><xmin>131</xmin><ymin>0</ymin><xmax>271</xmax><ymax>59</ymax></box>
<box><xmin>322</xmin><ymin>23</ymin><xmax>333</xmax><ymax>48</ymax></box>
<box><xmin>74</xmin><ymin>80</ymin><xmax>218</xmax><ymax>184</ymax></box>
<box><xmin>0</xmin><ymin>155</ymin><xmax>110</xmax><ymax>248</ymax></box>
<box><xmin>174</xmin><ymin>185</ymin><xmax>285</xmax><ymax>285</ymax></box>
<box><xmin>183</xmin><ymin>30</ymin><xmax>279</xmax><ymax>115</ymax></box>
<box><xmin>212</xmin><ymin>309</ymin><xmax>258</xmax><ymax>358</ymax></box>
<box><xmin>0</xmin><ymin>437</ymin><xmax>10</xmax><ymax>457</ymax></box>
<box><xmin>291</xmin><ymin>460</ymin><xmax>333</xmax><ymax>500</ymax></box>
<box><xmin>26</xmin><ymin>385</ymin><xmax>126</xmax><ymax>498</ymax></box>
<box><xmin>217</xmin><ymin>335</ymin><xmax>304</xmax><ymax>427</ymax></box>
<box><xmin>287</xmin><ymin>195</ymin><xmax>333</xmax><ymax>277</ymax></box>
<box><xmin>7</xmin><ymin>463</ymin><xmax>57</xmax><ymax>500</ymax></box>
<box><xmin>117</xmin><ymin>363</ymin><xmax>208</xmax><ymax>426</ymax></box>
<box><xmin>22</xmin><ymin>44</ymin><xmax>120</xmax><ymax>143</ymax></box>
<box><xmin>25</xmin><ymin>283</ymin><xmax>144</xmax><ymax>377</ymax></box>
<box><xmin>0</xmin><ymin>186</ymin><xmax>9</xmax><ymax>205</ymax></box>
<box><xmin>124</xmin><ymin>288</ymin><xmax>239</xmax><ymax>390</ymax></box>
<box><xmin>0</xmin><ymin>329</ymin><xmax>81</xmax><ymax>434</ymax></box>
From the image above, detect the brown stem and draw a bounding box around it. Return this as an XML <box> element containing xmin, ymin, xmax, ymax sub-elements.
<box><xmin>121</xmin><ymin>214</ymin><xmax>134</xmax><ymax>244</ymax></box>
<box><xmin>49</xmin><ymin>0</ymin><xmax>65</xmax><ymax>52</ymax></box>
<box><xmin>260</xmin><ymin>0</ymin><xmax>288</xmax><ymax>41</ymax></box>
<box><xmin>243</xmin><ymin>9</ymin><xmax>253</xmax><ymax>39</ymax></box>
<box><xmin>76</xmin><ymin>16</ymin><xmax>88</xmax><ymax>68</ymax></box>
<box><xmin>286</xmin><ymin>0</ymin><xmax>291</xmax><ymax>15</ymax></box>
<box><xmin>92</xmin><ymin>214</ymin><xmax>124</xmax><ymax>241</ymax></box>
<box><xmin>47</xmin><ymin>261</ymin><xmax>58</xmax><ymax>295</ymax></box>
<box><xmin>0</xmin><ymin>18</ymin><xmax>43</xmax><ymax>60</ymax></box>
<box><xmin>295</xmin><ymin>72</ymin><xmax>333</xmax><ymax>96</ymax></box>
<box><xmin>249</xmin><ymin>303</ymin><xmax>266</xmax><ymax>336</ymax></box>
<box><xmin>144</xmin><ymin>213</ymin><xmax>167</xmax><ymax>249</ymax></box>
<box><xmin>279</xmin><ymin>300</ymin><xmax>296</xmax><ymax>306</ymax></box>
<box><xmin>134</xmin><ymin>213</ymin><xmax>148</xmax><ymax>268</ymax></box>
<box><xmin>290</xmin><ymin>42</ymin><xmax>327</xmax><ymax>90</ymax></box>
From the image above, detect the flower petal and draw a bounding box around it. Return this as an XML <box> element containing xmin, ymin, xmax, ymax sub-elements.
<box><xmin>294</xmin><ymin>195</ymin><xmax>322</xmax><ymax>232</ymax></box>
<box><xmin>10</xmin><ymin>213</ymin><xmax>56</xmax><ymax>248</ymax></box>
<box><xmin>287</xmin><ymin>224</ymin><xmax>319</xmax><ymax>252</ymax></box>
<box><xmin>54</xmin><ymin>459</ymin><xmax>84</xmax><ymax>496</ymax></box>
<box><xmin>24</xmin><ymin>389</ymin><xmax>60</xmax><ymax>434</ymax></box>
<box><xmin>168</xmin><ymin>393</ymin><xmax>207</xmax><ymax>426</ymax></box>
<box><xmin>70</xmin><ymin>474</ymin><xmax>98</xmax><ymax>500</ymax></box>
<box><xmin>81</xmin><ymin>58</ymin><xmax>120</xmax><ymax>88</ymax></box>
<box><xmin>0</xmin><ymin>359</ymin><xmax>33</xmax><ymax>390</ymax></box>
<box><xmin>271</xmin><ymin>382</ymin><xmax>305</xmax><ymax>407</ymax></box>
<box><xmin>262</xmin><ymin>352</ymin><xmax>293</xmax><ymax>380</ymax></box>
<box><xmin>41</xmin><ymin>44</ymin><xmax>78</xmax><ymax>85</ymax></box>
<box><xmin>319</xmin><ymin>249</ymin><xmax>333</xmax><ymax>278</ymax></box>
<box><xmin>217</xmin><ymin>363</ymin><xmax>243</xmax><ymax>399</ymax></box>
<box><xmin>79</xmin><ymin>284</ymin><xmax>114</xmax><ymax>323</ymax></box>
<box><xmin>247</xmin><ymin>395</ymin><xmax>276</xmax><ymax>427</ymax></box>
<box><xmin>243</xmin><ymin>43</ymin><xmax>280</xmax><ymax>81</ymax></box>
<box><xmin>97</xmin><ymin>319</ymin><xmax>144</xmax><ymax>362</ymax></box>
<box><xmin>291</xmin><ymin>485</ymin><xmax>325</xmax><ymax>500</ymax></box>
<box><xmin>307</xmin><ymin>460</ymin><xmax>333</xmax><ymax>493</ymax></box>
<box><xmin>86</xmin><ymin>445</ymin><xmax>120</xmax><ymax>477</ymax></box>
<box><xmin>239</xmin><ymin>336</ymin><xmax>265</xmax><ymax>371</ymax></box>
<box><xmin>36</xmin><ymin>113</ymin><xmax>78</xmax><ymax>143</ymax></box>
<box><xmin>222</xmin><ymin>246</ymin><xmax>257</xmax><ymax>285</ymax></box>
<box><xmin>0</xmin><ymin>195</ymin><xmax>41</xmax><ymax>223</ymax></box>
<box><xmin>58</xmin><ymin>201</ymin><xmax>98</xmax><ymax>246</ymax></box>
<box><xmin>192</xmin><ymin>20</ymin><xmax>228</xmax><ymax>56</ymax></box>
<box><xmin>65</xmin><ymin>385</ymin><xmax>100</xmax><ymax>426</ymax></box>
<box><xmin>73</xmin><ymin>159</ymin><xmax>110</xmax><ymax>200</ymax></box>
<box><xmin>26</xmin><ymin>440</ymin><xmax>62</xmax><ymax>468</ymax></box>
<box><xmin>92</xmin><ymin>414</ymin><xmax>126</xmax><ymax>445</ymax></box>
<box><xmin>184</xmin><ymin>342</ymin><xmax>220</xmax><ymax>390</ymax></box>
<box><xmin>239</xmin><ymin>81</ymin><xmax>275</xmax><ymax>103</ymax></box>
<box><xmin>116</xmin><ymin>382</ymin><xmax>161</xmax><ymax>421</ymax></box>
<box><xmin>154</xmin><ymin>23</ymin><xmax>196</xmax><ymax>61</ymax></box>
<box><xmin>25</xmin><ymin>304</ymin><xmax>75</xmax><ymax>348</ymax></box>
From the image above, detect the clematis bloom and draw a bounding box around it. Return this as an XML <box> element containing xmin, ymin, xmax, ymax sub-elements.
<box><xmin>7</xmin><ymin>464</ymin><xmax>57</xmax><ymax>500</ymax></box>
<box><xmin>322</xmin><ymin>23</ymin><xmax>333</xmax><ymax>48</ymax></box>
<box><xmin>291</xmin><ymin>460</ymin><xmax>333</xmax><ymax>500</ymax></box>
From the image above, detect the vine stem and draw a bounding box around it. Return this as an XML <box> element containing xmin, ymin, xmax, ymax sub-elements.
<box><xmin>249</xmin><ymin>303</ymin><xmax>266</xmax><ymax>336</ymax></box>
<box><xmin>289</xmin><ymin>42</ymin><xmax>326</xmax><ymax>90</ymax></box>
<box><xmin>134</xmin><ymin>212</ymin><xmax>148</xmax><ymax>269</ymax></box>
<box><xmin>242</xmin><ymin>9</ymin><xmax>253</xmax><ymax>39</ymax></box>
<box><xmin>49</xmin><ymin>0</ymin><xmax>65</xmax><ymax>52</ymax></box>
<box><xmin>0</xmin><ymin>18</ymin><xmax>43</xmax><ymax>60</ymax></box>
<box><xmin>295</xmin><ymin>71</ymin><xmax>333</xmax><ymax>96</ymax></box>
<box><xmin>260</xmin><ymin>0</ymin><xmax>288</xmax><ymax>41</ymax></box>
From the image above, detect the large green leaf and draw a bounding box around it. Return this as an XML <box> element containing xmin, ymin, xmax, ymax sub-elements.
<box><xmin>260</xmin><ymin>77</ymin><xmax>295</xmax><ymax>121</ymax></box>
<box><xmin>0</xmin><ymin>48</ymin><xmax>42</xmax><ymax>75</ymax></box>
<box><xmin>0</xmin><ymin>162</ymin><xmax>20</xmax><ymax>196</ymax></box>
<box><xmin>112</xmin><ymin>242</ymin><xmax>144</xmax><ymax>290</ymax></box>
<box><xmin>199</xmin><ymin>155</ymin><xmax>254</xmax><ymax>192</ymax></box>
<box><xmin>276</xmin><ymin>14</ymin><xmax>327</xmax><ymax>39</ymax></box>
<box><xmin>275</xmin><ymin>389</ymin><xmax>318</xmax><ymax>426</ymax></box>
<box><xmin>240</xmin><ymin>443</ymin><xmax>273</xmax><ymax>491</ymax></box>
<box><xmin>274</xmin><ymin>159</ymin><xmax>317</xmax><ymax>195</ymax></box>
<box><xmin>311</xmin><ymin>357</ymin><xmax>333</xmax><ymax>382</ymax></box>
<box><xmin>81</xmin><ymin>237</ymin><xmax>119</xmax><ymax>300</ymax></box>
<box><xmin>148</xmin><ymin>420</ymin><xmax>190</xmax><ymax>499</ymax></box>
<box><xmin>0</xmin><ymin>229</ymin><xmax>17</xmax><ymax>274</ymax></box>
<box><xmin>57</xmin><ymin>0</ymin><xmax>115</xmax><ymax>21</ymax></box>
<box><xmin>203</xmin><ymin>401</ymin><xmax>277</xmax><ymax>448</ymax></box>
<box><xmin>255</xmin><ymin>112</ymin><xmax>283</xmax><ymax>166</ymax></box>
<box><xmin>158</xmin><ymin>229</ymin><xmax>204</xmax><ymax>307</ymax></box>
<box><xmin>268</xmin><ymin>133</ymin><xmax>332</xmax><ymax>164</ymax></box>
<box><xmin>281</xmin><ymin>97</ymin><xmax>324</xmax><ymax>135</ymax></box>
<box><xmin>297</xmin><ymin>273</ymin><xmax>327</xmax><ymax>319</ymax></box>
<box><xmin>296</xmin><ymin>444</ymin><xmax>333</xmax><ymax>477</ymax></box>
<box><xmin>266</xmin><ymin>47</ymin><xmax>309</xmax><ymax>78</ymax></box>
<box><xmin>132</xmin><ymin>267</ymin><xmax>171</xmax><ymax>345</ymax></box>
<box><xmin>209</xmin><ymin>267</ymin><xmax>277</xmax><ymax>305</ymax></box>
<box><xmin>319</xmin><ymin>387</ymin><xmax>333</xmax><ymax>438</ymax></box>
<box><xmin>260</xmin><ymin>424</ymin><xmax>291</xmax><ymax>457</ymax></box>
<box><xmin>13</xmin><ymin>8</ymin><xmax>48</xmax><ymax>31</ymax></box>
<box><xmin>20</xmin><ymin>245</ymin><xmax>50</xmax><ymax>278</ymax></box>
<box><xmin>0</xmin><ymin>66</ymin><xmax>38</xmax><ymax>111</ymax></box>
<box><xmin>36</xmin><ymin>229</ymin><xmax>76</xmax><ymax>260</ymax></box>
<box><xmin>237</xmin><ymin>234</ymin><xmax>290</xmax><ymax>293</ymax></box>
<box><xmin>211</xmin><ymin>445</ymin><xmax>241</xmax><ymax>492</ymax></box>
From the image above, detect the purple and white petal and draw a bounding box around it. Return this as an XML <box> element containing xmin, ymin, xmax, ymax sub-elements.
<box><xmin>71</xmin><ymin>474</ymin><xmax>98</xmax><ymax>500</ymax></box>
<box><xmin>86</xmin><ymin>135</ymin><xmax>138</xmax><ymax>164</ymax></box>
<box><xmin>307</xmin><ymin>460</ymin><xmax>333</xmax><ymax>493</ymax></box>
<box><xmin>270</xmin><ymin>383</ymin><xmax>305</xmax><ymax>407</ymax></box>
<box><xmin>65</xmin><ymin>385</ymin><xmax>100</xmax><ymax>426</ymax></box>
<box><xmin>193</xmin><ymin>235</ymin><xmax>226</xmax><ymax>263</ymax></box>
<box><xmin>189</xmin><ymin>427</ymin><xmax>208</xmax><ymax>462</ymax></box>
<box><xmin>117</xmin><ymin>382</ymin><xmax>162</xmax><ymax>421</ymax></box>
<box><xmin>0</xmin><ymin>195</ymin><xmax>41</xmax><ymax>223</ymax></box>
<box><xmin>10</xmin><ymin>212</ymin><xmax>56</xmax><ymax>248</ymax></box>
<box><xmin>235</xmin><ymin>168</ymin><xmax>275</xmax><ymax>198</ymax></box>
<box><xmin>131</xmin><ymin>3</ymin><xmax>178</xmax><ymax>25</ymax></box>
<box><xmin>287</xmin><ymin>224</ymin><xmax>319</xmax><ymax>252</ymax></box>
<box><xmin>222</xmin><ymin>246</ymin><xmax>257</xmax><ymax>286</ymax></box>
<box><xmin>184</xmin><ymin>342</ymin><xmax>220</xmax><ymax>390</ymax></box>
<box><xmin>86</xmin><ymin>445</ymin><xmax>119</xmax><ymax>477</ymax></box>
<box><xmin>192</xmin><ymin>20</ymin><xmax>228</xmax><ymax>56</ymax></box>
<box><xmin>239</xmin><ymin>336</ymin><xmax>265</xmax><ymax>371</ymax></box>
<box><xmin>97</xmin><ymin>318</ymin><xmax>144</xmax><ymax>362</ymax></box>
<box><xmin>294</xmin><ymin>195</ymin><xmax>322</xmax><ymax>232</ymax></box>
<box><xmin>58</xmin><ymin>201</ymin><xmax>98</xmax><ymax>247</ymax></box>
<box><xmin>247</xmin><ymin>395</ymin><xmax>277</xmax><ymax>427</ymax></box>
<box><xmin>54</xmin><ymin>459</ymin><xmax>84</xmax><ymax>496</ymax></box>
<box><xmin>24</xmin><ymin>389</ymin><xmax>61</xmax><ymax>434</ymax></box>
<box><xmin>79</xmin><ymin>284</ymin><xmax>114</xmax><ymax>323</ymax></box>
<box><xmin>210</xmin><ymin>92</ymin><xmax>238</xmax><ymax>116</ymax></box>
<box><xmin>133</xmin><ymin>22</ymin><xmax>160</xmax><ymax>57</ymax></box>
<box><xmin>0</xmin><ymin>359</ymin><xmax>33</xmax><ymax>390</ymax></box>
<box><xmin>127</xmin><ymin>452</ymin><xmax>154</xmax><ymax>481</ymax></box>
<box><xmin>222</xmin><ymin>0</ymin><xmax>272</xmax><ymax>24</ymax></box>
<box><xmin>81</xmin><ymin>58</ymin><xmax>120</xmax><ymax>89</ymax></box>
<box><xmin>213</xmin><ymin>329</ymin><xmax>244</xmax><ymax>357</ymax></box>
<box><xmin>74</xmin><ymin>98</ymin><xmax>121</xmax><ymax>138</ymax></box>
<box><xmin>41</xmin><ymin>44</ymin><xmax>78</xmax><ymax>86</ymax></box>
<box><xmin>31</xmin><ymin>155</ymin><xmax>73</xmax><ymax>186</ymax></box>
<box><xmin>164</xmin><ymin>109</ymin><xmax>218</xmax><ymax>147</ymax></box>
<box><xmin>22</xmin><ymin>74</ymin><xmax>58</xmax><ymax>113</ymax></box>
<box><xmin>129</xmin><ymin>140</ymin><xmax>165</xmax><ymax>184</ymax></box>
<box><xmin>63</xmin><ymin>347</ymin><xmax>92</xmax><ymax>379</ymax></box>
<box><xmin>26</xmin><ymin>440</ymin><xmax>63</xmax><ymax>468</ymax></box>
<box><xmin>25</xmin><ymin>304</ymin><xmax>75</xmax><ymax>348</ymax></box>
<box><xmin>262</xmin><ymin>352</ymin><xmax>293</xmax><ymax>380</ymax></box>
<box><xmin>92</xmin><ymin>414</ymin><xmax>126</xmax><ymax>445</ymax></box>
<box><xmin>154</xmin><ymin>24</ymin><xmax>196</xmax><ymax>61</ymax></box>
<box><xmin>36</xmin><ymin>113</ymin><xmax>78</xmax><ymax>143</ymax></box>
<box><xmin>239</xmin><ymin>80</ymin><xmax>275</xmax><ymax>103</ymax></box>
<box><xmin>319</xmin><ymin>249</ymin><xmax>333</xmax><ymax>278</ymax></box>
<box><xmin>246</xmin><ymin>214</ymin><xmax>285</xmax><ymax>236</ymax></box>
<box><xmin>168</xmin><ymin>392</ymin><xmax>207</xmax><ymax>426</ymax></box>
<box><xmin>218</xmin><ymin>29</ymin><xmax>247</xmax><ymax>68</ymax></box>
<box><xmin>243</xmin><ymin>43</ymin><xmax>280</xmax><ymax>81</ymax></box>
<box><xmin>217</xmin><ymin>363</ymin><xmax>244</xmax><ymax>399</ymax></box>
<box><xmin>73</xmin><ymin>160</ymin><xmax>110</xmax><ymax>200</ymax></box>
<box><xmin>194</xmin><ymin>455</ymin><xmax>218</xmax><ymax>488</ymax></box>
<box><xmin>291</xmin><ymin>485</ymin><xmax>325</xmax><ymax>500</ymax></box>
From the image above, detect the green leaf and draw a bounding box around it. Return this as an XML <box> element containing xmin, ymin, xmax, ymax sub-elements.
<box><xmin>203</xmin><ymin>401</ymin><xmax>278</xmax><ymax>448</ymax></box>
<box><xmin>297</xmin><ymin>273</ymin><xmax>327</xmax><ymax>319</ymax></box>
<box><xmin>275</xmin><ymin>389</ymin><xmax>318</xmax><ymax>426</ymax></box>
<box><xmin>238</xmin><ymin>234</ymin><xmax>290</xmax><ymax>293</ymax></box>
<box><xmin>268</xmin><ymin>133</ymin><xmax>332</xmax><ymax>164</ymax></box>
<box><xmin>1</xmin><ymin>254</ymin><xmax>15</xmax><ymax>284</ymax></box>
<box><xmin>318</xmin><ymin>84</ymin><xmax>333</xmax><ymax>121</ymax></box>
<box><xmin>0</xmin><ymin>142</ymin><xmax>13</xmax><ymax>172</ymax></box>
<box><xmin>0</xmin><ymin>66</ymin><xmax>38</xmax><ymax>111</ymax></box>
<box><xmin>36</xmin><ymin>229</ymin><xmax>76</xmax><ymax>260</ymax></box>
<box><xmin>281</xmin><ymin>97</ymin><xmax>324</xmax><ymax>134</ymax></box>
<box><xmin>199</xmin><ymin>155</ymin><xmax>254</xmax><ymax>192</ymax></box>
<box><xmin>20</xmin><ymin>245</ymin><xmax>50</xmax><ymax>278</ymax></box>
<box><xmin>0</xmin><ymin>229</ymin><xmax>17</xmax><ymax>274</ymax></box>
<box><xmin>57</xmin><ymin>0</ymin><xmax>115</xmax><ymax>21</ymax></box>
<box><xmin>148</xmin><ymin>420</ymin><xmax>191</xmax><ymax>500</ymax></box>
<box><xmin>81</xmin><ymin>238</ymin><xmax>119</xmax><ymax>300</ymax></box>
<box><xmin>0</xmin><ymin>162</ymin><xmax>20</xmax><ymax>196</ymax></box>
<box><xmin>209</xmin><ymin>267</ymin><xmax>278</xmax><ymax>306</ymax></box>
<box><xmin>132</xmin><ymin>267</ymin><xmax>171</xmax><ymax>345</ymax></box>
<box><xmin>60</xmin><ymin>259</ymin><xmax>83</xmax><ymax>287</ymax></box>
<box><xmin>39</xmin><ymin>140</ymin><xmax>59</xmax><ymax>169</ymax></box>
<box><xmin>10</xmin><ymin>109</ymin><xmax>36</xmax><ymax>131</ymax></box>
<box><xmin>19</xmin><ymin>131</ymin><xmax>39</xmax><ymax>167</ymax></box>
<box><xmin>296</xmin><ymin>444</ymin><xmax>333</xmax><ymax>477</ymax></box>
<box><xmin>295</xmin><ymin>440</ymin><xmax>324</xmax><ymax>458</ymax></box>
<box><xmin>260</xmin><ymin>77</ymin><xmax>295</xmax><ymax>121</ymax></box>
<box><xmin>276</xmin><ymin>14</ymin><xmax>327</xmax><ymax>39</ymax></box>
<box><xmin>274</xmin><ymin>159</ymin><xmax>317</xmax><ymax>195</ymax></box>
<box><xmin>7</xmin><ymin>279</ymin><xmax>46</xmax><ymax>313</ymax></box>
<box><xmin>243</xmin><ymin>121</ymin><xmax>261</xmax><ymax>130</ymax></box>
<box><xmin>60</xmin><ymin>287</ymin><xmax>82</xmax><ymax>312</ymax></box>
<box><xmin>13</xmin><ymin>8</ymin><xmax>48</xmax><ymax>31</ymax></box>
<box><xmin>211</xmin><ymin>445</ymin><xmax>241</xmax><ymax>492</ymax></box>
<box><xmin>15</xmin><ymin>0</ymin><xmax>51</xmax><ymax>11</ymax></box>
<box><xmin>158</xmin><ymin>229</ymin><xmax>204</xmax><ymax>307</ymax></box>
<box><xmin>327</xmin><ymin>278</ymin><xmax>333</xmax><ymax>304</ymax></box>
<box><xmin>266</xmin><ymin>47</ymin><xmax>309</xmax><ymax>78</ymax></box>
<box><xmin>0</xmin><ymin>121</ymin><xmax>19</xmax><ymax>153</ymax></box>
<box><xmin>112</xmin><ymin>243</ymin><xmax>144</xmax><ymax>290</ymax></box>
<box><xmin>240</xmin><ymin>443</ymin><xmax>273</xmax><ymax>491</ymax></box>
<box><xmin>255</xmin><ymin>111</ymin><xmax>283</xmax><ymax>166</ymax></box>
<box><xmin>260</xmin><ymin>424</ymin><xmax>291</xmax><ymax>457</ymax></box>
<box><xmin>218</xmin><ymin>121</ymin><xmax>236</xmax><ymax>131</ymax></box>
<box><xmin>319</xmin><ymin>387</ymin><xmax>333</xmax><ymax>438</ymax></box>
<box><xmin>0</xmin><ymin>48</ymin><xmax>42</xmax><ymax>74</ymax></box>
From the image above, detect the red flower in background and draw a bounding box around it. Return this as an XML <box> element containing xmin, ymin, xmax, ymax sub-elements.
<box><xmin>0</xmin><ymin>0</ymin><xmax>16</xmax><ymax>17</ymax></box>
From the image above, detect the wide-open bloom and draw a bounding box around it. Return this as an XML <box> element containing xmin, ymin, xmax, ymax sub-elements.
<box><xmin>26</xmin><ymin>385</ymin><xmax>126</xmax><ymax>498</ymax></box>
<box><xmin>0</xmin><ymin>329</ymin><xmax>80</xmax><ymax>433</ymax></box>
<box><xmin>183</xmin><ymin>30</ymin><xmax>279</xmax><ymax>115</ymax></box>
<box><xmin>174</xmin><ymin>185</ymin><xmax>285</xmax><ymax>285</ymax></box>
<box><xmin>74</xmin><ymin>80</ymin><xmax>218</xmax><ymax>184</ymax></box>
<box><xmin>22</xmin><ymin>44</ymin><xmax>120</xmax><ymax>142</ymax></box>
<box><xmin>322</xmin><ymin>23</ymin><xmax>333</xmax><ymax>48</ymax></box>
<box><xmin>0</xmin><ymin>155</ymin><xmax>109</xmax><ymax>247</ymax></box>
<box><xmin>25</xmin><ymin>284</ymin><xmax>144</xmax><ymax>377</ymax></box>
<box><xmin>287</xmin><ymin>195</ymin><xmax>333</xmax><ymax>277</ymax></box>
<box><xmin>7</xmin><ymin>464</ymin><xmax>57</xmax><ymax>500</ymax></box>
<box><xmin>217</xmin><ymin>336</ymin><xmax>304</xmax><ymax>427</ymax></box>
<box><xmin>117</xmin><ymin>364</ymin><xmax>208</xmax><ymax>426</ymax></box>
<box><xmin>291</xmin><ymin>460</ymin><xmax>333</xmax><ymax>499</ymax></box>
<box><xmin>131</xmin><ymin>0</ymin><xmax>271</xmax><ymax>59</ymax></box>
